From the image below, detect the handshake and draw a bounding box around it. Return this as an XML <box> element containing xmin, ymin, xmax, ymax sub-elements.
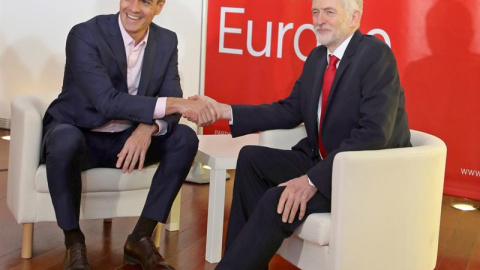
<box><xmin>166</xmin><ymin>95</ymin><xmax>231</xmax><ymax>127</ymax></box>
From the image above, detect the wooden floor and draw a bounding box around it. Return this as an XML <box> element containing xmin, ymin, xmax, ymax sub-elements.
<box><xmin>1</xmin><ymin>128</ymin><xmax>480</xmax><ymax>270</ymax></box>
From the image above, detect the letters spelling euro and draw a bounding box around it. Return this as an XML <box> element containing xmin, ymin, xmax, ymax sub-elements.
<box><xmin>218</xmin><ymin>6</ymin><xmax>391</xmax><ymax>61</ymax></box>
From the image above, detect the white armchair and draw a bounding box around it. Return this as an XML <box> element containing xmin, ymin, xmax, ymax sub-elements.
<box><xmin>259</xmin><ymin>125</ymin><xmax>447</xmax><ymax>270</ymax></box>
<box><xmin>7</xmin><ymin>92</ymin><xmax>182</xmax><ymax>258</ymax></box>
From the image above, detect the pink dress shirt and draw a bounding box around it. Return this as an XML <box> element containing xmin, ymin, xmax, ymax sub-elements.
<box><xmin>92</xmin><ymin>17</ymin><xmax>168</xmax><ymax>135</ymax></box>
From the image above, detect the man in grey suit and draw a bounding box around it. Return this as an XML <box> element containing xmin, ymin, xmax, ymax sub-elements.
<box><xmin>42</xmin><ymin>1</ymin><xmax>214</xmax><ymax>269</ymax></box>
<box><xmin>189</xmin><ymin>0</ymin><xmax>411</xmax><ymax>268</ymax></box>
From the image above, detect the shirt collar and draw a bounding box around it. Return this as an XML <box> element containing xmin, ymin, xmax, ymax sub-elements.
<box><xmin>327</xmin><ymin>33</ymin><xmax>354</xmax><ymax>64</ymax></box>
<box><xmin>118</xmin><ymin>15</ymin><xmax>149</xmax><ymax>48</ymax></box>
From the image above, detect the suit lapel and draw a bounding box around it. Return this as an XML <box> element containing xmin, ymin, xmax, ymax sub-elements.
<box><xmin>137</xmin><ymin>27</ymin><xmax>157</xmax><ymax>96</ymax></box>
<box><xmin>311</xmin><ymin>54</ymin><xmax>328</xmax><ymax>111</ymax></box>
<box><xmin>107</xmin><ymin>14</ymin><xmax>128</xmax><ymax>88</ymax></box>
<box><xmin>308</xmin><ymin>51</ymin><xmax>328</xmax><ymax>141</ymax></box>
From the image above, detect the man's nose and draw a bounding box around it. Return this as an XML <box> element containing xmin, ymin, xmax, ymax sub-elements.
<box><xmin>130</xmin><ymin>0</ymin><xmax>141</xmax><ymax>12</ymax></box>
<box><xmin>313</xmin><ymin>13</ymin><xmax>326</xmax><ymax>26</ymax></box>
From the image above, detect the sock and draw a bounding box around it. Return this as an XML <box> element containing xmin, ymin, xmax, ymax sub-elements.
<box><xmin>130</xmin><ymin>216</ymin><xmax>158</xmax><ymax>242</ymax></box>
<box><xmin>63</xmin><ymin>227</ymin><xmax>85</xmax><ymax>249</ymax></box>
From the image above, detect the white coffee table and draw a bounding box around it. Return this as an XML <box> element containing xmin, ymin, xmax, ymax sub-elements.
<box><xmin>195</xmin><ymin>134</ymin><xmax>259</xmax><ymax>263</ymax></box>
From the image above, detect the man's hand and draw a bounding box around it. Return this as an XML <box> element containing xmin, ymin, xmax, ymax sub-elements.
<box><xmin>165</xmin><ymin>97</ymin><xmax>220</xmax><ymax>126</ymax></box>
<box><xmin>186</xmin><ymin>95</ymin><xmax>232</xmax><ymax>126</ymax></box>
<box><xmin>277</xmin><ymin>175</ymin><xmax>318</xmax><ymax>223</ymax></box>
<box><xmin>116</xmin><ymin>123</ymin><xmax>156</xmax><ymax>173</ymax></box>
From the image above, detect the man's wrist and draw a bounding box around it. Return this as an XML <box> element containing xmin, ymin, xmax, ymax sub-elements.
<box><xmin>165</xmin><ymin>97</ymin><xmax>182</xmax><ymax>115</ymax></box>
<box><xmin>222</xmin><ymin>104</ymin><xmax>233</xmax><ymax>121</ymax></box>
<box><xmin>151</xmin><ymin>122</ymin><xmax>160</xmax><ymax>135</ymax></box>
<box><xmin>136</xmin><ymin>123</ymin><xmax>158</xmax><ymax>136</ymax></box>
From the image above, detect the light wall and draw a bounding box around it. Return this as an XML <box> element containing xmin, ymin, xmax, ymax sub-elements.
<box><xmin>0</xmin><ymin>0</ymin><xmax>204</xmax><ymax>130</ymax></box>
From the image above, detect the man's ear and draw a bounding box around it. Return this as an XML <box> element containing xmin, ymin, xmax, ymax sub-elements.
<box><xmin>349</xmin><ymin>10</ymin><xmax>361</xmax><ymax>28</ymax></box>
<box><xmin>156</xmin><ymin>1</ymin><xmax>165</xmax><ymax>15</ymax></box>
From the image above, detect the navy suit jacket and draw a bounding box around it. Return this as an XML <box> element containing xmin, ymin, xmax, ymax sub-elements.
<box><xmin>230</xmin><ymin>30</ymin><xmax>411</xmax><ymax>199</ymax></box>
<box><xmin>46</xmin><ymin>14</ymin><xmax>182</xmax><ymax>133</ymax></box>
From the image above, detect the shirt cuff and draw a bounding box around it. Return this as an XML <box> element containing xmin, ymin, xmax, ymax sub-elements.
<box><xmin>228</xmin><ymin>107</ymin><xmax>234</xmax><ymax>125</ymax></box>
<box><xmin>153</xmin><ymin>120</ymin><xmax>168</xmax><ymax>136</ymax></box>
<box><xmin>153</xmin><ymin>97</ymin><xmax>167</xmax><ymax>119</ymax></box>
<box><xmin>307</xmin><ymin>176</ymin><xmax>315</xmax><ymax>187</ymax></box>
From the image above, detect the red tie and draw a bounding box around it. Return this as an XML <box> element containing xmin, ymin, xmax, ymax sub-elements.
<box><xmin>318</xmin><ymin>55</ymin><xmax>339</xmax><ymax>158</ymax></box>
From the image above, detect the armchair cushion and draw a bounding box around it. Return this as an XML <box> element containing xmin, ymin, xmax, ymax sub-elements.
<box><xmin>35</xmin><ymin>165</ymin><xmax>157</xmax><ymax>193</ymax></box>
<box><xmin>295</xmin><ymin>213</ymin><xmax>331</xmax><ymax>246</ymax></box>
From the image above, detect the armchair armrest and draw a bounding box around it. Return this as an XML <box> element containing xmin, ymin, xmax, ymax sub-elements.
<box><xmin>328</xmin><ymin>131</ymin><xmax>447</xmax><ymax>269</ymax></box>
<box><xmin>7</xmin><ymin>92</ymin><xmax>59</xmax><ymax>222</ymax></box>
<box><xmin>258</xmin><ymin>124</ymin><xmax>307</xmax><ymax>150</ymax></box>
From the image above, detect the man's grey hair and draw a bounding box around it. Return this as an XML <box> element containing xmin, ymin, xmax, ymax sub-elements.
<box><xmin>341</xmin><ymin>0</ymin><xmax>363</xmax><ymax>15</ymax></box>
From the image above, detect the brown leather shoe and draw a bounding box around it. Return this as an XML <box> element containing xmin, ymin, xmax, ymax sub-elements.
<box><xmin>124</xmin><ymin>235</ymin><xmax>175</xmax><ymax>270</ymax></box>
<box><xmin>64</xmin><ymin>243</ymin><xmax>91</xmax><ymax>270</ymax></box>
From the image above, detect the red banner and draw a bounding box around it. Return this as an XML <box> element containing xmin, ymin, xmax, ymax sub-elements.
<box><xmin>204</xmin><ymin>0</ymin><xmax>480</xmax><ymax>200</ymax></box>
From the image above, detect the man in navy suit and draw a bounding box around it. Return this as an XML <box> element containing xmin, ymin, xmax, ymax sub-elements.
<box><xmin>42</xmin><ymin>1</ymin><xmax>214</xmax><ymax>269</ymax></box>
<box><xmin>189</xmin><ymin>0</ymin><xmax>411</xmax><ymax>268</ymax></box>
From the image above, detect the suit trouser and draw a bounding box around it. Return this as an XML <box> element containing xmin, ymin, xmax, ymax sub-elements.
<box><xmin>216</xmin><ymin>145</ymin><xmax>331</xmax><ymax>270</ymax></box>
<box><xmin>42</xmin><ymin>114</ymin><xmax>198</xmax><ymax>230</ymax></box>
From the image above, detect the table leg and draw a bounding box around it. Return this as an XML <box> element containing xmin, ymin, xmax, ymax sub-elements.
<box><xmin>205</xmin><ymin>169</ymin><xmax>227</xmax><ymax>263</ymax></box>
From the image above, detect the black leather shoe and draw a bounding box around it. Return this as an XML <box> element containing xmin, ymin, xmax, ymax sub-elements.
<box><xmin>124</xmin><ymin>235</ymin><xmax>175</xmax><ymax>270</ymax></box>
<box><xmin>64</xmin><ymin>243</ymin><xmax>91</xmax><ymax>270</ymax></box>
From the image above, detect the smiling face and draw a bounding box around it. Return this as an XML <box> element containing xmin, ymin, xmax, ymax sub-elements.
<box><xmin>119</xmin><ymin>0</ymin><xmax>164</xmax><ymax>44</ymax></box>
<box><xmin>312</xmin><ymin>0</ymin><xmax>360</xmax><ymax>52</ymax></box>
